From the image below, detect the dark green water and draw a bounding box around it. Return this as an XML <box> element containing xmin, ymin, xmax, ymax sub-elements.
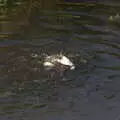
<box><xmin>0</xmin><ymin>1</ymin><xmax>120</xmax><ymax>120</ymax></box>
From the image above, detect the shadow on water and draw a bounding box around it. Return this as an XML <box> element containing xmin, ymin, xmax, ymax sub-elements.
<box><xmin>0</xmin><ymin>1</ymin><xmax>120</xmax><ymax>120</ymax></box>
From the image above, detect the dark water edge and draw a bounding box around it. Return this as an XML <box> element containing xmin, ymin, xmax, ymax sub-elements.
<box><xmin>0</xmin><ymin>1</ymin><xmax>120</xmax><ymax>120</ymax></box>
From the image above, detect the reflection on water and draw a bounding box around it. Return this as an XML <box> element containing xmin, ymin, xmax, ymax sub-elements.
<box><xmin>0</xmin><ymin>1</ymin><xmax>120</xmax><ymax>120</ymax></box>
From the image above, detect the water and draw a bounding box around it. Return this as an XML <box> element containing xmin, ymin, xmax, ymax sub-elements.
<box><xmin>0</xmin><ymin>1</ymin><xmax>120</xmax><ymax>120</ymax></box>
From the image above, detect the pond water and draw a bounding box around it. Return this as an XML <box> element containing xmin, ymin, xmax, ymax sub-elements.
<box><xmin>0</xmin><ymin>1</ymin><xmax>120</xmax><ymax>120</ymax></box>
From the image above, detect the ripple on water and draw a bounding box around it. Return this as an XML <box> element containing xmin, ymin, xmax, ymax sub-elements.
<box><xmin>1</xmin><ymin>2</ymin><xmax>120</xmax><ymax>119</ymax></box>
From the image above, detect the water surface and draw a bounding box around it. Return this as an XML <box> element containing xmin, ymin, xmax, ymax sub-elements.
<box><xmin>0</xmin><ymin>1</ymin><xmax>120</xmax><ymax>120</ymax></box>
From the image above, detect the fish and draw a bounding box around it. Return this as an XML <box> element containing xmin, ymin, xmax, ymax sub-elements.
<box><xmin>43</xmin><ymin>53</ymin><xmax>75</xmax><ymax>71</ymax></box>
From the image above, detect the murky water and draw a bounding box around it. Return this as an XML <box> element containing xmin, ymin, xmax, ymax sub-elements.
<box><xmin>0</xmin><ymin>1</ymin><xmax>120</xmax><ymax>120</ymax></box>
